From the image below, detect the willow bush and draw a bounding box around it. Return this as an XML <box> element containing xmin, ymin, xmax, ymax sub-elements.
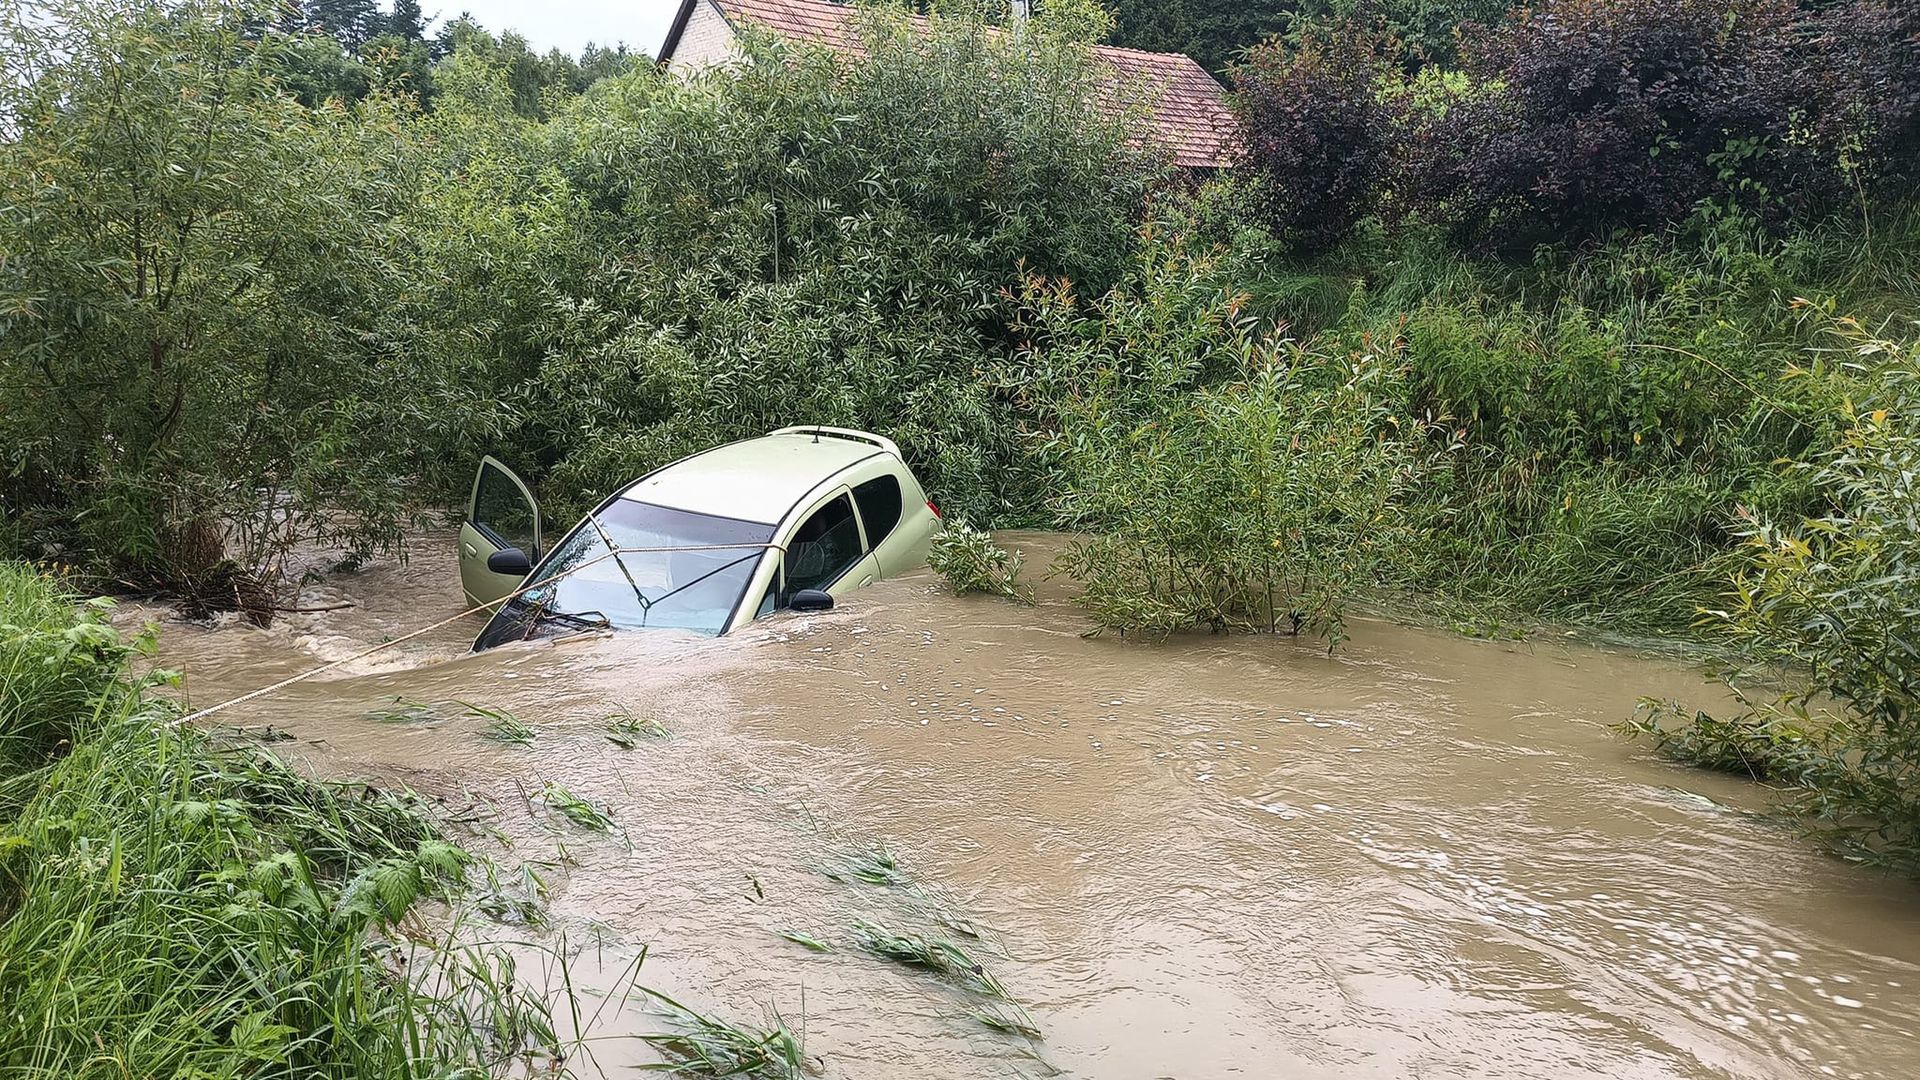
<box><xmin>1009</xmin><ymin>246</ymin><xmax>1421</xmax><ymax>643</ymax></box>
<box><xmin>0</xmin><ymin>0</ymin><xmax>493</xmax><ymax>586</ymax></box>
<box><xmin>927</xmin><ymin>521</ymin><xmax>1030</xmax><ymax>602</ymax></box>
<box><xmin>1628</xmin><ymin>319</ymin><xmax>1920</xmax><ymax>872</ymax></box>
<box><xmin>499</xmin><ymin>7</ymin><xmax>1159</xmax><ymax>525</ymax></box>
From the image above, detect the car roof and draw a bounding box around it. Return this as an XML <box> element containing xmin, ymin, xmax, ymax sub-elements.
<box><xmin>616</xmin><ymin>432</ymin><xmax>888</xmax><ymax>525</ymax></box>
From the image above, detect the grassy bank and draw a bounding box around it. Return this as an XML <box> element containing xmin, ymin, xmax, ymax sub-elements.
<box><xmin>0</xmin><ymin>565</ymin><xmax>562</xmax><ymax>1077</ymax></box>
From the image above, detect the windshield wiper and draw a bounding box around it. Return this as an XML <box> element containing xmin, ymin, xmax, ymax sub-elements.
<box><xmin>631</xmin><ymin>550</ymin><xmax>763</xmax><ymax>624</ymax></box>
<box><xmin>541</xmin><ymin>608</ymin><xmax>611</xmax><ymax>630</ymax></box>
<box><xmin>587</xmin><ymin>514</ymin><xmax>653</xmax><ymax>613</ymax></box>
<box><xmin>519</xmin><ymin>601</ymin><xmax>611</xmax><ymax>639</ymax></box>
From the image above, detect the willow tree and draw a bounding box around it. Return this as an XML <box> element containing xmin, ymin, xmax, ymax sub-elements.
<box><xmin>0</xmin><ymin>0</ymin><xmax>483</xmax><ymax>584</ymax></box>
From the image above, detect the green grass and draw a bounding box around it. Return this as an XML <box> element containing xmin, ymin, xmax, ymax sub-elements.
<box><xmin>605</xmin><ymin>709</ymin><xmax>670</xmax><ymax>749</ymax></box>
<box><xmin>772</xmin><ymin>928</ymin><xmax>834</xmax><ymax>952</ymax></box>
<box><xmin>365</xmin><ymin>696</ymin><xmax>447</xmax><ymax>725</ymax></box>
<box><xmin>538</xmin><ymin>781</ymin><xmax>618</xmax><ymax>834</ymax></box>
<box><xmin>0</xmin><ymin>566</ymin><xmax>570</xmax><ymax>1077</ymax></box>
<box><xmin>973</xmin><ymin>1002</ymin><xmax>1044</xmax><ymax>1039</ymax></box>
<box><xmin>637</xmin><ymin>989</ymin><xmax>810</xmax><ymax>1078</ymax></box>
<box><xmin>823</xmin><ymin>844</ymin><xmax>910</xmax><ymax>887</ymax></box>
<box><xmin>850</xmin><ymin>920</ymin><xmax>1010</xmax><ymax>999</ymax></box>
<box><xmin>465</xmin><ymin>701</ymin><xmax>537</xmax><ymax>745</ymax></box>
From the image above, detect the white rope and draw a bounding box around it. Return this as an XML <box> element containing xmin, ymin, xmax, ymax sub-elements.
<box><xmin>172</xmin><ymin>541</ymin><xmax>785</xmax><ymax>727</ymax></box>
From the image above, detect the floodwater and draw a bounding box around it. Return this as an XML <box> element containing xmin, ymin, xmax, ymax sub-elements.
<box><xmin>133</xmin><ymin>533</ymin><xmax>1920</xmax><ymax>1080</ymax></box>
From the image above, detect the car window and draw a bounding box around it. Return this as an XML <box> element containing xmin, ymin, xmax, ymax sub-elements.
<box><xmin>476</xmin><ymin>500</ymin><xmax>772</xmax><ymax>647</ymax></box>
<box><xmin>474</xmin><ymin>461</ymin><xmax>538</xmax><ymax>556</ymax></box>
<box><xmin>781</xmin><ymin>494</ymin><xmax>863</xmax><ymax>602</ymax></box>
<box><xmin>851</xmin><ymin>474</ymin><xmax>904</xmax><ymax>549</ymax></box>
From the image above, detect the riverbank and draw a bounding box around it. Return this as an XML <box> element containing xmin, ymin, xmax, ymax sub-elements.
<box><xmin>0</xmin><ymin>565</ymin><xmax>571</xmax><ymax>1077</ymax></box>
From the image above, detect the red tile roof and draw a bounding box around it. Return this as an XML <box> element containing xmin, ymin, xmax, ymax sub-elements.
<box><xmin>1086</xmin><ymin>41</ymin><xmax>1241</xmax><ymax>169</ymax></box>
<box><xmin>663</xmin><ymin>0</ymin><xmax>1240</xmax><ymax>168</ymax></box>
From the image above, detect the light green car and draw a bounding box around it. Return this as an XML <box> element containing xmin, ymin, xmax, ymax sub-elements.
<box><xmin>458</xmin><ymin>426</ymin><xmax>943</xmax><ymax>651</ymax></box>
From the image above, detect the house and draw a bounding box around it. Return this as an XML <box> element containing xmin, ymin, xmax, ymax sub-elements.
<box><xmin>657</xmin><ymin>0</ymin><xmax>1240</xmax><ymax>170</ymax></box>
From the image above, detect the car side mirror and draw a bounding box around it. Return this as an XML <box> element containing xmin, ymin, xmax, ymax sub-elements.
<box><xmin>487</xmin><ymin>547</ymin><xmax>533</xmax><ymax>577</ymax></box>
<box><xmin>788</xmin><ymin>588</ymin><xmax>834</xmax><ymax>613</ymax></box>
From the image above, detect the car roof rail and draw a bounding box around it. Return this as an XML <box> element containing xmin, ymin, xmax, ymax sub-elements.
<box><xmin>766</xmin><ymin>425</ymin><xmax>901</xmax><ymax>458</ymax></box>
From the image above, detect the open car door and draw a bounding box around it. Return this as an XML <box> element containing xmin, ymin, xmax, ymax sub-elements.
<box><xmin>459</xmin><ymin>456</ymin><xmax>542</xmax><ymax>609</ymax></box>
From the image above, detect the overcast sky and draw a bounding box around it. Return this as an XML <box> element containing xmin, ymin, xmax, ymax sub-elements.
<box><xmin>423</xmin><ymin>0</ymin><xmax>682</xmax><ymax>56</ymax></box>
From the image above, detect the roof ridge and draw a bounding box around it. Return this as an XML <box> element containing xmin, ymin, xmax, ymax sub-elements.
<box><xmin>1090</xmin><ymin>41</ymin><xmax>1204</xmax><ymax>65</ymax></box>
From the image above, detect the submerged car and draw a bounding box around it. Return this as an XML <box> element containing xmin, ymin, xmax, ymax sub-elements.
<box><xmin>458</xmin><ymin>426</ymin><xmax>942</xmax><ymax>651</ymax></box>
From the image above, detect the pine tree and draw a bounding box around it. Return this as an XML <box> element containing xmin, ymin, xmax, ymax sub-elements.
<box><xmin>307</xmin><ymin>0</ymin><xmax>380</xmax><ymax>50</ymax></box>
<box><xmin>390</xmin><ymin>0</ymin><xmax>427</xmax><ymax>42</ymax></box>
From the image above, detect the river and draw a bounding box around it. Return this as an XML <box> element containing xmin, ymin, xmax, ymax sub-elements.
<box><xmin>130</xmin><ymin>533</ymin><xmax>1920</xmax><ymax>1080</ymax></box>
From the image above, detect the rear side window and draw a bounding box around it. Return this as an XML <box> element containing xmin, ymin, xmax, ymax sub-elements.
<box><xmin>852</xmin><ymin>475</ymin><xmax>903</xmax><ymax>549</ymax></box>
<box><xmin>474</xmin><ymin>462</ymin><xmax>538</xmax><ymax>556</ymax></box>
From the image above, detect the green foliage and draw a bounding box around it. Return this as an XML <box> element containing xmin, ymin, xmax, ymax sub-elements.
<box><xmin>1108</xmin><ymin>0</ymin><xmax>1290</xmax><ymax>74</ymax></box>
<box><xmin>605</xmin><ymin>709</ymin><xmax>671</xmax><ymax>748</ymax></box>
<box><xmin>0</xmin><ymin>569</ymin><xmax>566</xmax><ymax>1076</ymax></box>
<box><xmin>513</xmin><ymin>9</ymin><xmax>1159</xmax><ymax>524</ymax></box>
<box><xmin>0</xmin><ymin>0</ymin><xmax>493</xmax><ymax>582</ymax></box>
<box><xmin>1620</xmin><ymin>698</ymin><xmax>1823</xmax><ymax>783</ymax></box>
<box><xmin>0</xmin><ymin>566</ymin><xmax>149</xmax><ymax>773</ymax></box>
<box><xmin>637</xmin><ymin>989</ymin><xmax>810</xmax><ymax>1079</ymax></box>
<box><xmin>389</xmin><ymin>0</ymin><xmax>428</xmax><ymax>42</ymax></box>
<box><xmin>927</xmin><ymin>522</ymin><xmax>1030</xmax><ymax>601</ymax></box>
<box><xmin>850</xmin><ymin>920</ymin><xmax>1013</xmax><ymax>999</ymax></box>
<box><xmin>1108</xmin><ymin>0</ymin><xmax>1510</xmax><ymax>74</ymax></box>
<box><xmin>1253</xmin><ymin>205</ymin><xmax>1900</xmax><ymax>629</ymax></box>
<box><xmin>466</xmin><ymin>701</ymin><xmax>537</xmax><ymax>744</ymax></box>
<box><xmin>539</xmin><ymin>781</ymin><xmax>618</xmax><ymax>834</ymax></box>
<box><xmin>1012</xmin><ymin>244</ymin><xmax>1420</xmax><ymax>642</ymax></box>
<box><xmin>1637</xmin><ymin>319</ymin><xmax>1920</xmax><ymax>870</ymax></box>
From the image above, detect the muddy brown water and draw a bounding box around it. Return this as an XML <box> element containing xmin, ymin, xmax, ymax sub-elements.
<box><xmin>127</xmin><ymin>533</ymin><xmax>1920</xmax><ymax>1080</ymax></box>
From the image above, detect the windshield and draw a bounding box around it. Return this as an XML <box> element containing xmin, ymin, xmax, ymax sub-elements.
<box><xmin>481</xmin><ymin>500</ymin><xmax>773</xmax><ymax>645</ymax></box>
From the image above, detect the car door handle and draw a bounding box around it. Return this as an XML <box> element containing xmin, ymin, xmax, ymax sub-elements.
<box><xmin>462</xmin><ymin>542</ymin><xmax>477</xmax><ymax>557</ymax></box>
<box><xmin>859</xmin><ymin>574</ymin><xmax>875</xmax><ymax>587</ymax></box>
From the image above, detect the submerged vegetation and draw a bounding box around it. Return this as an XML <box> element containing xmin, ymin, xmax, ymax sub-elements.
<box><xmin>851</xmin><ymin>920</ymin><xmax>1012</xmax><ymax>999</ymax></box>
<box><xmin>538</xmin><ymin>781</ymin><xmax>619</xmax><ymax>835</ymax></box>
<box><xmin>1622</xmin><ymin>321</ymin><xmax>1920</xmax><ymax>871</ymax></box>
<box><xmin>637</xmin><ymin>988</ymin><xmax>811</xmax><ymax>1080</ymax></box>
<box><xmin>471</xmin><ymin>702</ymin><xmax>539</xmax><ymax>744</ymax></box>
<box><xmin>927</xmin><ymin>522</ymin><xmax>1030</xmax><ymax>603</ymax></box>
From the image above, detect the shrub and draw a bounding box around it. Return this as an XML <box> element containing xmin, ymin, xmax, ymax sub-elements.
<box><xmin>1011</xmin><ymin>246</ymin><xmax>1421</xmax><ymax>643</ymax></box>
<box><xmin>1234</xmin><ymin>22</ymin><xmax>1405</xmax><ymax>251</ymax></box>
<box><xmin>0</xmin><ymin>0</ymin><xmax>492</xmax><ymax>585</ymax></box>
<box><xmin>1625</xmin><ymin>318</ymin><xmax>1920</xmax><ymax>871</ymax></box>
<box><xmin>927</xmin><ymin>522</ymin><xmax>1029</xmax><ymax>602</ymax></box>
<box><xmin>512</xmin><ymin>8</ymin><xmax>1160</xmax><ymax>524</ymax></box>
<box><xmin>0</xmin><ymin>566</ymin><xmax>144</xmax><ymax>773</ymax></box>
<box><xmin>1407</xmin><ymin>0</ymin><xmax>1817</xmax><ymax>246</ymax></box>
<box><xmin>1803</xmin><ymin>0</ymin><xmax>1920</xmax><ymax>193</ymax></box>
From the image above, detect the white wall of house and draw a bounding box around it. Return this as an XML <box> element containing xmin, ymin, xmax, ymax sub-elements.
<box><xmin>669</xmin><ymin>0</ymin><xmax>740</xmax><ymax>72</ymax></box>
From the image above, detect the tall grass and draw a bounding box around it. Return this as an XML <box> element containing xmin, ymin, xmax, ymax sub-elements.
<box><xmin>0</xmin><ymin>564</ymin><xmax>567</xmax><ymax>1077</ymax></box>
